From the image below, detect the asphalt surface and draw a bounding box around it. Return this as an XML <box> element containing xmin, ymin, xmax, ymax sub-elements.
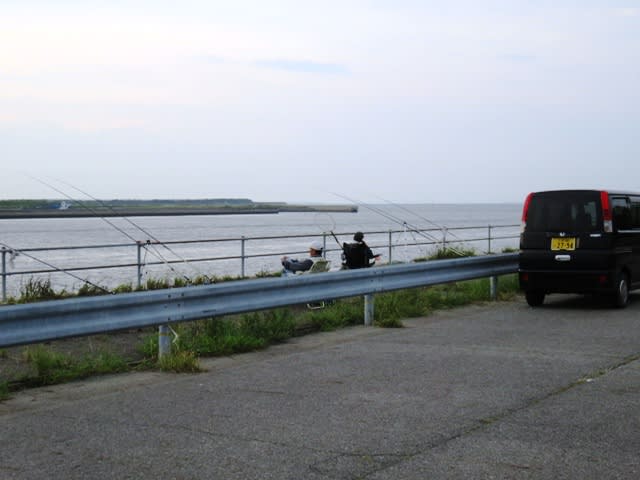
<box><xmin>1</xmin><ymin>295</ymin><xmax>640</xmax><ymax>479</ymax></box>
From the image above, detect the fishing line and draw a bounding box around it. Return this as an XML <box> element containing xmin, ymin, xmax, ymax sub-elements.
<box><xmin>54</xmin><ymin>178</ymin><xmax>211</xmax><ymax>282</ymax></box>
<box><xmin>0</xmin><ymin>241</ymin><xmax>112</xmax><ymax>294</ymax></box>
<box><xmin>29</xmin><ymin>175</ymin><xmax>195</xmax><ymax>284</ymax></box>
<box><xmin>331</xmin><ymin>191</ymin><xmax>467</xmax><ymax>257</ymax></box>
<box><xmin>313</xmin><ymin>212</ymin><xmax>344</xmax><ymax>251</ymax></box>
<box><xmin>373</xmin><ymin>194</ymin><xmax>465</xmax><ymax>242</ymax></box>
<box><xmin>373</xmin><ymin>195</ymin><xmax>470</xmax><ymax>257</ymax></box>
<box><xmin>331</xmin><ymin>192</ymin><xmax>442</xmax><ymax>244</ymax></box>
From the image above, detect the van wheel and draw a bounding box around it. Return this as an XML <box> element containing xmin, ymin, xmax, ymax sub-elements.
<box><xmin>525</xmin><ymin>291</ymin><xmax>545</xmax><ymax>307</ymax></box>
<box><xmin>613</xmin><ymin>272</ymin><xmax>629</xmax><ymax>308</ymax></box>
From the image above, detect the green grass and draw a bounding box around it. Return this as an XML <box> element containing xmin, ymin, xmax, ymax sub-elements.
<box><xmin>20</xmin><ymin>346</ymin><xmax>129</xmax><ymax>386</ymax></box>
<box><xmin>141</xmin><ymin>308</ymin><xmax>297</xmax><ymax>360</ymax></box>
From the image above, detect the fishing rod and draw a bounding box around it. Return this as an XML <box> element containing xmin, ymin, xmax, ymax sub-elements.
<box><xmin>330</xmin><ymin>192</ymin><xmax>443</xmax><ymax>243</ymax></box>
<box><xmin>0</xmin><ymin>241</ymin><xmax>112</xmax><ymax>295</ymax></box>
<box><xmin>373</xmin><ymin>195</ymin><xmax>470</xmax><ymax>255</ymax></box>
<box><xmin>331</xmin><ymin>192</ymin><xmax>467</xmax><ymax>256</ymax></box>
<box><xmin>314</xmin><ymin>212</ymin><xmax>344</xmax><ymax>251</ymax></box>
<box><xmin>373</xmin><ymin>195</ymin><xmax>465</xmax><ymax>242</ymax></box>
<box><xmin>54</xmin><ymin>178</ymin><xmax>216</xmax><ymax>284</ymax></box>
<box><xmin>29</xmin><ymin>175</ymin><xmax>201</xmax><ymax>284</ymax></box>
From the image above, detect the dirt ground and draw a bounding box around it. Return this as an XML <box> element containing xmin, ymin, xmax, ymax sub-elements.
<box><xmin>0</xmin><ymin>329</ymin><xmax>153</xmax><ymax>386</ymax></box>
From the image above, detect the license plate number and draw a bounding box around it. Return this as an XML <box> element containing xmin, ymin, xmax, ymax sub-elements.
<box><xmin>551</xmin><ymin>237</ymin><xmax>576</xmax><ymax>251</ymax></box>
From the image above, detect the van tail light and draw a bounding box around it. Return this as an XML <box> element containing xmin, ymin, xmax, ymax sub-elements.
<box><xmin>521</xmin><ymin>192</ymin><xmax>534</xmax><ymax>233</ymax></box>
<box><xmin>600</xmin><ymin>191</ymin><xmax>612</xmax><ymax>233</ymax></box>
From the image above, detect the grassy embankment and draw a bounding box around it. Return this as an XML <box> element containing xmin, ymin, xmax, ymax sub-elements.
<box><xmin>0</xmin><ymin>247</ymin><xmax>519</xmax><ymax>400</ymax></box>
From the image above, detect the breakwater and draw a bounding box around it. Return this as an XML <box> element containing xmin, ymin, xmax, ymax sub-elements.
<box><xmin>0</xmin><ymin>204</ymin><xmax>357</xmax><ymax>219</ymax></box>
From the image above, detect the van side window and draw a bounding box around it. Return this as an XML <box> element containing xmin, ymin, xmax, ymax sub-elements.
<box><xmin>630</xmin><ymin>197</ymin><xmax>640</xmax><ymax>229</ymax></box>
<box><xmin>612</xmin><ymin>197</ymin><xmax>632</xmax><ymax>231</ymax></box>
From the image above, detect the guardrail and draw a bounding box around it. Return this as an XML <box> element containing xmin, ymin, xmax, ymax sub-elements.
<box><xmin>0</xmin><ymin>253</ymin><xmax>519</xmax><ymax>355</ymax></box>
<box><xmin>1</xmin><ymin>224</ymin><xmax>519</xmax><ymax>301</ymax></box>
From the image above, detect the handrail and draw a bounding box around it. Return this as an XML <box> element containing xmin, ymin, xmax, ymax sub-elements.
<box><xmin>1</xmin><ymin>224</ymin><xmax>520</xmax><ymax>301</ymax></box>
<box><xmin>0</xmin><ymin>253</ymin><xmax>519</xmax><ymax>350</ymax></box>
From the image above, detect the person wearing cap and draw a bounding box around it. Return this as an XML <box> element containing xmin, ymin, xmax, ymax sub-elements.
<box><xmin>281</xmin><ymin>240</ymin><xmax>327</xmax><ymax>276</ymax></box>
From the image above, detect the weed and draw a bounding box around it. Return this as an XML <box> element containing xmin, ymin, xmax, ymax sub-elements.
<box><xmin>254</xmin><ymin>270</ymin><xmax>280</xmax><ymax>278</ymax></box>
<box><xmin>240</xmin><ymin>309</ymin><xmax>296</xmax><ymax>342</ymax></box>
<box><xmin>22</xmin><ymin>346</ymin><xmax>129</xmax><ymax>386</ymax></box>
<box><xmin>24</xmin><ymin>346</ymin><xmax>73</xmax><ymax>381</ymax></box>
<box><xmin>191</xmin><ymin>275</ymin><xmax>213</xmax><ymax>285</ymax></box>
<box><xmin>429</xmin><ymin>246</ymin><xmax>477</xmax><ymax>260</ymax></box>
<box><xmin>18</xmin><ymin>278</ymin><xmax>62</xmax><ymax>303</ymax></box>
<box><xmin>77</xmin><ymin>282</ymin><xmax>109</xmax><ymax>296</ymax></box>
<box><xmin>158</xmin><ymin>350</ymin><xmax>201</xmax><ymax>373</ymax></box>
<box><xmin>308</xmin><ymin>300</ymin><xmax>362</xmax><ymax>331</ymax></box>
<box><xmin>113</xmin><ymin>283</ymin><xmax>134</xmax><ymax>294</ymax></box>
<box><xmin>145</xmin><ymin>278</ymin><xmax>170</xmax><ymax>290</ymax></box>
<box><xmin>172</xmin><ymin>277</ymin><xmax>188</xmax><ymax>288</ymax></box>
<box><xmin>0</xmin><ymin>381</ymin><xmax>9</xmax><ymax>401</ymax></box>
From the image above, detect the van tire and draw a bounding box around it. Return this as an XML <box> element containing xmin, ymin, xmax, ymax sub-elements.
<box><xmin>525</xmin><ymin>291</ymin><xmax>545</xmax><ymax>307</ymax></box>
<box><xmin>613</xmin><ymin>272</ymin><xmax>630</xmax><ymax>308</ymax></box>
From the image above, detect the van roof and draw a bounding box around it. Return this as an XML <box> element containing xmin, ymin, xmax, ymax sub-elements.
<box><xmin>531</xmin><ymin>189</ymin><xmax>640</xmax><ymax>197</ymax></box>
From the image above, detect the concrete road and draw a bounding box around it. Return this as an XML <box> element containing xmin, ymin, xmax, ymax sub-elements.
<box><xmin>1</xmin><ymin>295</ymin><xmax>640</xmax><ymax>479</ymax></box>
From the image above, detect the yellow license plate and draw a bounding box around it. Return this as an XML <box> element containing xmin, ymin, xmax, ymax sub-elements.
<box><xmin>551</xmin><ymin>237</ymin><xmax>576</xmax><ymax>251</ymax></box>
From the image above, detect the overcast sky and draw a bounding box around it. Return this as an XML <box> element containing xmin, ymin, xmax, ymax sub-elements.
<box><xmin>2</xmin><ymin>1</ymin><xmax>639</xmax><ymax>204</ymax></box>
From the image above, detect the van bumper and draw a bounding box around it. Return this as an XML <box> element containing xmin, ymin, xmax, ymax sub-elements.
<box><xmin>518</xmin><ymin>269</ymin><xmax>615</xmax><ymax>294</ymax></box>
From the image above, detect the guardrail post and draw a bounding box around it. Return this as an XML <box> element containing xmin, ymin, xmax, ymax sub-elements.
<box><xmin>136</xmin><ymin>241</ymin><xmax>143</xmax><ymax>289</ymax></box>
<box><xmin>388</xmin><ymin>230</ymin><xmax>393</xmax><ymax>264</ymax></box>
<box><xmin>241</xmin><ymin>236</ymin><xmax>246</xmax><ymax>278</ymax></box>
<box><xmin>488</xmin><ymin>225</ymin><xmax>493</xmax><ymax>254</ymax></box>
<box><xmin>1</xmin><ymin>247</ymin><xmax>7</xmax><ymax>302</ymax></box>
<box><xmin>364</xmin><ymin>294</ymin><xmax>374</xmax><ymax>326</ymax></box>
<box><xmin>490</xmin><ymin>276</ymin><xmax>498</xmax><ymax>300</ymax></box>
<box><xmin>158</xmin><ymin>324</ymin><xmax>171</xmax><ymax>358</ymax></box>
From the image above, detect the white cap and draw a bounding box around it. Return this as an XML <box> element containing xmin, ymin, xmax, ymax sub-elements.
<box><xmin>310</xmin><ymin>240</ymin><xmax>324</xmax><ymax>251</ymax></box>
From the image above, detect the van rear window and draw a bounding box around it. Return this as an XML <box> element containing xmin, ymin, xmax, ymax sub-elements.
<box><xmin>526</xmin><ymin>191</ymin><xmax>602</xmax><ymax>233</ymax></box>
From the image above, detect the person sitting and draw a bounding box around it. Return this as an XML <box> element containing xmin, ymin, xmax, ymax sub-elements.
<box><xmin>342</xmin><ymin>231</ymin><xmax>381</xmax><ymax>269</ymax></box>
<box><xmin>281</xmin><ymin>240</ymin><xmax>329</xmax><ymax>276</ymax></box>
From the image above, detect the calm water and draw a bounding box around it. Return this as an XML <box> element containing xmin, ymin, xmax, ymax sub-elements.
<box><xmin>0</xmin><ymin>203</ymin><xmax>522</xmax><ymax>297</ymax></box>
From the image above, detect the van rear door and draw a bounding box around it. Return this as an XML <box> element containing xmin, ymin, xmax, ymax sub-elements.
<box><xmin>520</xmin><ymin>190</ymin><xmax>611</xmax><ymax>273</ymax></box>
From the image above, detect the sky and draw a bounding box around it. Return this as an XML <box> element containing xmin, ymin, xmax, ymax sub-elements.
<box><xmin>1</xmin><ymin>1</ymin><xmax>639</xmax><ymax>204</ymax></box>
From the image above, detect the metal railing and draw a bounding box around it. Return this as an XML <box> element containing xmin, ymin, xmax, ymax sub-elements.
<box><xmin>0</xmin><ymin>253</ymin><xmax>520</xmax><ymax>355</ymax></box>
<box><xmin>1</xmin><ymin>224</ymin><xmax>519</xmax><ymax>302</ymax></box>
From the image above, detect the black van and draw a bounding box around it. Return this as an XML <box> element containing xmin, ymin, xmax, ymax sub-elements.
<box><xmin>519</xmin><ymin>189</ymin><xmax>640</xmax><ymax>307</ymax></box>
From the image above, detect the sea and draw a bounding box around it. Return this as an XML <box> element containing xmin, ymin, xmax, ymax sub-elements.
<box><xmin>0</xmin><ymin>203</ymin><xmax>522</xmax><ymax>298</ymax></box>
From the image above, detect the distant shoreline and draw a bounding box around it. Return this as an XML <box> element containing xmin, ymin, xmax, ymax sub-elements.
<box><xmin>0</xmin><ymin>204</ymin><xmax>358</xmax><ymax>219</ymax></box>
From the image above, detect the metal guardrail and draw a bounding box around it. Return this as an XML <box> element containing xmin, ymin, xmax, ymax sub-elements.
<box><xmin>0</xmin><ymin>254</ymin><xmax>519</xmax><ymax>353</ymax></box>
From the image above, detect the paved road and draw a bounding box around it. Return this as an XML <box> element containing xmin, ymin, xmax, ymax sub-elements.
<box><xmin>1</xmin><ymin>295</ymin><xmax>640</xmax><ymax>479</ymax></box>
